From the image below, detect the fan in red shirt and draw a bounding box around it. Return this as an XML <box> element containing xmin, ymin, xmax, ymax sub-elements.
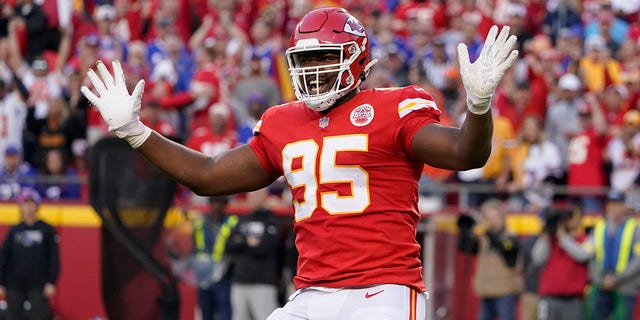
<box><xmin>185</xmin><ymin>103</ymin><xmax>236</xmax><ymax>157</ymax></box>
<box><xmin>567</xmin><ymin>94</ymin><xmax>610</xmax><ymax>213</ymax></box>
<box><xmin>81</xmin><ymin>7</ymin><xmax>519</xmax><ymax>319</ymax></box>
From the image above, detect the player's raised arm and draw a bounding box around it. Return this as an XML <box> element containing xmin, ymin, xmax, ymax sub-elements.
<box><xmin>80</xmin><ymin>60</ymin><xmax>275</xmax><ymax>195</ymax></box>
<box><xmin>411</xmin><ymin>25</ymin><xmax>519</xmax><ymax>170</ymax></box>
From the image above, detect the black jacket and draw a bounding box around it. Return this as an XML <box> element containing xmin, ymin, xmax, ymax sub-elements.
<box><xmin>225</xmin><ymin>209</ymin><xmax>280</xmax><ymax>285</ymax></box>
<box><xmin>0</xmin><ymin>220</ymin><xmax>60</xmax><ymax>290</ymax></box>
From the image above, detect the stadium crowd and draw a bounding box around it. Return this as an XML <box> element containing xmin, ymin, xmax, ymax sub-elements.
<box><xmin>1</xmin><ymin>0</ymin><xmax>640</xmax><ymax>211</ymax></box>
<box><xmin>0</xmin><ymin>0</ymin><xmax>640</xmax><ymax>318</ymax></box>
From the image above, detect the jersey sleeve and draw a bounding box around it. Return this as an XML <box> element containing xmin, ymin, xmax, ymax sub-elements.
<box><xmin>394</xmin><ymin>85</ymin><xmax>442</xmax><ymax>158</ymax></box>
<box><xmin>248</xmin><ymin>114</ymin><xmax>282</xmax><ymax>177</ymax></box>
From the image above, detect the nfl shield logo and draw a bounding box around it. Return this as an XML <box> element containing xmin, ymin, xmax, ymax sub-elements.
<box><xmin>319</xmin><ymin>117</ymin><xmax>329</xmax><ymax>128</ymax></box>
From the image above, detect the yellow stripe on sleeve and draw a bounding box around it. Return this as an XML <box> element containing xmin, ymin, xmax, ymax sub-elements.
<box><xmin>398</xmin><ymin>98</ymin><xmax>438</xmax><ymax>118</ymax></box>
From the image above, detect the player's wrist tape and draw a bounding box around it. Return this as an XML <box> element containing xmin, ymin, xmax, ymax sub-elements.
<box><xmin>467</xmin><ymin>96</ymin><xmax>492</xmax><ymax>115</ymax></box>
<box><xmin>123</xmin><ymin>125</ymin><xmax>152</xmax><ymax>148</ymax></box>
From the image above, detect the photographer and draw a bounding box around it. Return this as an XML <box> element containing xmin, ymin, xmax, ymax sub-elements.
<box><xmin>532</xmin><ymin>206</ymin><xmax>591</xmax><ymax>320</ymax></box>
<box><xmin>457</xmin><ymin>199</ymin><xmax>522</xmax><ymax>320</ymax></box>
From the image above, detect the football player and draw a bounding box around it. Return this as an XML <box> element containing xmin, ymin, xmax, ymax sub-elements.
<box><xmin>81</xmin><ymin>7</ymin><xmax>518</xmax><ymax>319</ymax></box>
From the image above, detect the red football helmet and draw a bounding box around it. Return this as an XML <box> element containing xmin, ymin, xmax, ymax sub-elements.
<box><xmin>286</xmin><ymin>7</ymin><xmax>375</xmax><ymax>111</ymax></box>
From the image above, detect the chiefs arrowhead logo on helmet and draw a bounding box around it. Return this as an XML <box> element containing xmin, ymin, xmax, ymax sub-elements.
<box><xmin>344</xmin><ymin>16</ymin><xmax>366</xmax><ymax>37</ymax></box>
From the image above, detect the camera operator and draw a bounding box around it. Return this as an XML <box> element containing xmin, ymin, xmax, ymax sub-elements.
<box><xmin>457</xmin><ymin>198</ymin><xmax>522</xmax><ymax>320</ymax></box>
<box><xmin>532</xmin><ymin>205</ymin><xmax>591</xmax><ymax>320</ymax></box>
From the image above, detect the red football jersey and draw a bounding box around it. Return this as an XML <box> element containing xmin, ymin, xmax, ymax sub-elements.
<box><xmin>186</xmin><ymin>127</ymin><xmax>237</xmax><ymax>157</ymax></box>
<box><xmin>567</xmin><ymin>128</ymin><xmax>608</xmax><ymax>188</ymax></box>
<box><xmin>249</xmin><ymin>86</ymin><xmax>441</xmax><ymax>292</ymax></box>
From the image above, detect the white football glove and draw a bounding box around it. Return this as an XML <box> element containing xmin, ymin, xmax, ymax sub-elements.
<box><xmin>457</xmin><ymin>25</ymin><xmax>519</xmax><ymax>115</ymax></box>
<box><xmin>80</xmin><ymin>60</ymin><xmax>151</xmax><ymax>148</ymax></box>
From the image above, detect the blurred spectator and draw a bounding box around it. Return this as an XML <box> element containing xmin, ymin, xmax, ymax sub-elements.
<box><xmin>519</xmin><ymin>233</ymin><xmax>543</xmax><ymax>320</ymax></box>
<box><xmin>59</xmin><ymin>69</ymin><xmax>90</xmax><ymax>173</ymax></box>
<box><xmin>0</xmin><ymin>78</ymin><xmax>27</xmax><ymax>170</ymax></box>
<box><xmin>615</xmin><ymin>38</ymin><xmax>638</xmax><ymax>68</ymax></box>
<box><xmin>192</xmin><ymin>196</ymin><xmax>237</xmax><ymax>320</ymax></box>
<box><xmin>376</xmin><ymin>43</ymin><xmax>410</xmax><ymax>87</ymax></box>
<box><xmin>506</xmin><ymin>115</ymin><xmax>563</xmax><ymax>211</ymax></box>
<box><xmin>579</xmin><ymin>34</ymin><xmax>623</xmax><ymax>93</ymax></box>
<box><xmin>393</xmin><ymin>0</ymin><xmax>446</xmax><ymax>39</ymax></box>
<box><xmin>541</xmin><ymin>0</ymin><xmax>582</xmax><ymax>45</ymax></box>
<box><xmin>91</xmin><ymin>4</ymin><xmax>126</xmax><ymax>63</ymax></box>
<box><xmin>124</xmin><ymin>40</ymin><xmax>150</xmax><ymax>79</ymax></box>
<box><xmin>0</xmin><ymin>188</ymin><xmax>60</xmax><ymax>320</ymax></box>
<box><xmin>610</xmin><ymin>0</ymin><xmax>640</xmax><ymax>21</ymax></box>
<box><xmin>154</xmin><ymin>43</ymin><xmax>220</xmax><ymax>134</ymax></box>
<box><xmin>244</xmin><ymin>18</ymin><xmax>281</xmax><ymax>78</ymax></box>
<box><xmin>4</xmin><ymin>0</ymin><xmax>61</xmax><ymax>64</ymax></box>
<box><xmin>226</xmin><ymin>190</ymin><xmax>281</xmax><ymax>320</ymax></box>
<box><xmin>140</xmin><ymin>99</ymin><xmax>177</xmax><ymax>139</ymax></box>
<box><xmin>605</xmin><ymin>109</ymin><xmax>640</xmax><ymax>193</ymax></box>
<box><xmin>0</xmin><ymin>145</ymin><xmax>35</xmax><ymax>200</ymax></box>
<box><xmin>532</xmin><ymin>206</ymin><xmax>591</xmax><ymax>320</ymax></box>
<box><xmin>493</xmin><ymin>74</ymin><xmax>547</xmax><ymax>132</ymax></box>
<box><xmin>439</xmin><ymin>67</ymin><xmax>466</xmax><ymax>119</ymax></box>
<box><xmin>142</xmin><ymin>0</ymin><xmax>192</xmax><ymax>45</ymax></box>
<box><xmin>545</xmin><ymin>73</ymin><xmax>585</xmax><ymax>178</ymax></box>
<box><xmin>25</xmin><ymin>97</ymin><xmax>80</xmax><ymax>170</ymax></box>
<box><xmin>585</xmin><ymin>190</ymin><xmax>640</xmax><ymax>320</ymax></box>
<box><xmin>149</xmin><ymin>31</ymin><xmax>193</xmax><ymax>94</ymax></box>
<box><xmin>237</xmin><ymin>93</ymin><xmax>268</xmax><ymax>145</ymax></box>
<box><xmin>17</xmin><ymin>55</ymin><xmax>63</xmax><ymax>121</ymax></box>
<box><xmin>231</xmin><ymin>55</ymin><xmax>281</xmax><ymax>125</ymax></box>
<box><xmin>35</xmin><ymin>148</ymin><xmax>81</xmax><ymax>201</ymax></box>
<box><xmin>418</xmin><ymin>38</ymin><xmax>453</xmax><ymax>91</ymax></box>
<box><xmin>583</xmin><ymin>3</ymin><xmax>629</xmax><ymax>50</ymax></box>
<box><xmin>602</xmin><ymin>84</ymin><xmax>632</xmax><ymax>135</ymax></box>
<box><xmin>554</xmin><ymin>28</ymin><xmax>583</xmax><ymax>75</ymax></box>
<box><xmin>112</xmin><ymin>0</ymin><xmax>145</xmax><ymax>43</ymax></box>
<box><xmin>456</xmin><ymin>10</ymin><xmax>485</xmax><ymax>63</ymax></box>
<box><xmin>567</xmin><ymin>93</ymin><xmax>609</xmax><ymax>213</ymax></box>
<box><xmin>458</xmin><ymin>199</ymin><xmax>522</xmax><ymax>320</ymax></box>
<box><xmin>503</xmin><ymin>2</ymin><xmax>535</xmax><ymax>53</ymax></box>
<box><xmin>185</xmin><ymin>103</ymin><xmax>237</xmax><ymax>158</ymax></box>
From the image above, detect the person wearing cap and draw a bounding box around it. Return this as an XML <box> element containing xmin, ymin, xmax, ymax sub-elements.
<box><xmin>0</xmin><ymin>145</ymin><xmax>36</xmax><ymax>201</ymax></box>
<box><xmin>0</xmin><ymin>188</ymin><xmax>60</xmax><ymax>320</ymax></box>
<box><xmin>584</xmin><ymin>189</ymin><xmax>640</xmax><ymax>320</ymax></box>
<box><xmin>545</xmin><ymin>73</ymin><xmax>587</xmax><ymax>181</ymax></box>
<box><xmin>579</xmin><ymin>34</ymin><xmax>623</xmax><ymax>93</ymax></box>
<box><xmin>567</xmin><ymin>92</ymin><xmax>609</xmax><ymax>213</ymax></box>
<box><xmin>93</xmin><ymin>4</ymin><xmax>126</xmax><ymax>63</ymax></box>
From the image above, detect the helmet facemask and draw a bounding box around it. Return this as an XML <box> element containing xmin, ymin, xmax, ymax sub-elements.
<box><xmin>286</xmin><ymin>40</ymin><xmax>363</xmax><ymax>112</ymax></box>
